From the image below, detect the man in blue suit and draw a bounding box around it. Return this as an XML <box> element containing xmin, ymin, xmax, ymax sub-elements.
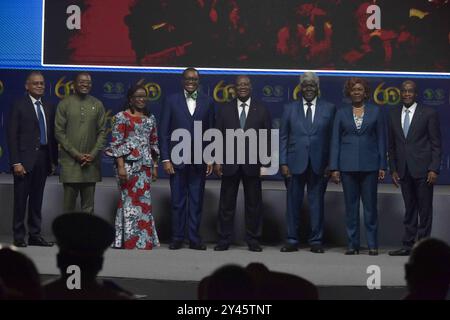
<box><xmin>279</xmin><ymin>72</ymin><xmax>336</xmax><ymax>253</ymax></box>
<box><xmin>159</xmin><ymin>68</ymin><xmax>214</xmax><ymax>250</ymax></box>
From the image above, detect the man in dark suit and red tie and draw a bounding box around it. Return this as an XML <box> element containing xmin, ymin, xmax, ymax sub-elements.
<box><xmin>388</xmin><ymin>80</ymin><xmax>442</xmax><ymax>256</ymax></box>
<box><xmin>213</xmin><ymin>75</ymin><xmax>272</xmax><ymax>252</ymax></box>
<box><xmin>159</xmin><ymin>67</ymin><xmax>215</xmax><ymax>250</ymax></box>
<box><xmin>7</xmin><ymin>71</ymin><xmax>57</xmax><ymax>247</ymax></box>
<box><xmin>279</xmin><ymin>72</ymin><xmax>336</xmax><ymax>253</ymax></box>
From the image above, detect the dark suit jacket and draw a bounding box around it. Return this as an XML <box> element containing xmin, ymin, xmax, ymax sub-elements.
<box><xmin>330</xmin><ymin>104</ymin><xmax>387</xmax><ymax>172</ymax></box>
<box><xmin>215</xmin><ymin>99</ymin><xmax>272</xmax><ymax>176</ymax></box>
<box><xmin>388</xmin><ymin>104</ymin><xmax>441</xmax><ymax>179</ymax></box>
<box><xmin>7</xmin><ymin>95</ymin><xmax>58</xmax><ymax>173</ymax></box>
<box><xmin>279</xmin><ymin>98</ymin><xmax>335</xmax><ymax>175</ymax></box>
<box><xmin>159</xmin><ymin>91</ymin><xmax>215</xmax><ymax>168</ymax></box>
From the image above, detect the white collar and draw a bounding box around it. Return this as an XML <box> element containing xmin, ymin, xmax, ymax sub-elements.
<box><xmin>302</xmin><ymin>97</ymin><xmax>317</xmax><ymax>106</ymax></box>
<box><xmin>29</xmin><ymin>95</ymin><xmax>42</xmax><ymax>105</ymax></box>
<box><xmin>237</xmin><ymin>98</ymin><xmax>251</xmax><ymax>106</ymax></box>
<box><xmin>402</xmin><ymin>102</ymin><xmax>417</xmax><ymax>113</ymax></box>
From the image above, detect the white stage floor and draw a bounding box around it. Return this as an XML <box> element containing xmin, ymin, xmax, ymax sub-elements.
<box><xmin>5</xmin><ymin>242</ymin><xmax>408</xmax><ymax>287</ymax></box>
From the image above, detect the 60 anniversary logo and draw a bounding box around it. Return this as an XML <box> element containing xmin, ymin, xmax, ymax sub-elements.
<box><xmin>213</xmin><ymin>80</ymin><xmax>236</xmax><ymax>103</ymax></box>
<box><xmin>373</xmin><ymin>82</ymin><xmax>400</xmax><ymax>105</ymax></box>
<box><xmin>55</xmin><ymin>77</ymin><xmax>75</xmax><ymax>99</ymax></box>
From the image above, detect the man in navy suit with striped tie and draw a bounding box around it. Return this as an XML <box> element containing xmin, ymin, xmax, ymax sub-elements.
<box><xmin>7</xmin><ymin>71</ymin><xmax>57</xmax><ymax>247</ymax></box>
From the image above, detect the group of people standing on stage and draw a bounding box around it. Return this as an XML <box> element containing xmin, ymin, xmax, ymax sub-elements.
<box><xmin>281</xmin><ymin>72</ymin><xmax>441</xmax><ymax>256</ymax></box>
<box><xmin>6</xmin><ymin>69</ymin><xmax>441</xmax><ymax>257</ymax></box>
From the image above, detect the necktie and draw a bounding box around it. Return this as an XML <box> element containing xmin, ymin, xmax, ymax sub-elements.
<box><xmin>239</xmin><ymin>103</ymin><xmax>247</xmax><ymax>129</ymax></box>
<box><xmin>403</xmin><ymin>109</ymin><xmax>410</xmax><ymax>137</ymax></box>
<box><xmin>35</xmin><ymin>101</ymin><xmax>47</xmax><ymax>145</ymax></box>
<box><xmin>305</xmin><ymin>102</ymin><xmax>313</xmax><ymax>130</ymax></box>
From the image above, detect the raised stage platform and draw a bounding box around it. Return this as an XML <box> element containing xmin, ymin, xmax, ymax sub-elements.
<box><xmin>1</xmin><ymin>174</ymin><xmax>449</xmax><ymax>299</ymax></box>
<box><xmin>1</xmin><ymin>174</ymin><xmax>449</xmax><ymax>246</ymax></box>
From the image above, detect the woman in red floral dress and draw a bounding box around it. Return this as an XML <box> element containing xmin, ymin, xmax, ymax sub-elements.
<box><xmin>106</xmin><ymin>85</ymin><xmax>160</xmax><ymax>249</ymax></box>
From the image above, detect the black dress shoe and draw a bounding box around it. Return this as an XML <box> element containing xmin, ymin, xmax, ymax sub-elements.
<box><xmin>248</xmin><ymin>243</ymin><xmax>262</xmax><ymax>252</ymax></box>
<box><xmin>280</xmin><ymin>244</ymin><xmax>298</xmax><ymax>252</ymax></box>
<box><xmin>214</xmin><ymin>243</ymin><xmax>229</xmax><ymax>251</ymax></box>
<box><xmin>13</xmin><ymin>240</ymin><xmax>27</xmax><ymax>247</ymax></box>
<box><xmin>189</xmin><ymin>242</ymin><xmax>207</xmax><ymax>250</ymax></box>
<box><xmin>28</xmin><ymin>236</ymin><xmax>54</xmax><ymax>247</ymax></box>
<box><xmin>169</xmin><ymin>241</ymin><xmax>184</xmax><ymax>250</ymax></box>
<box><xmin>345</xmin><ymin>249</ymin><xmax>359</xmax><ymax>255</ymax></box>
<box><xmin>369</xmin><ymin>249</ymin><xmax>378</xmax><ymax>256</ymax></box>
<box><xmin>388</xmin><ymin>248</ymin><xmax>410</xmax><ymax>256</ymax></box>
<box><xmin>310</xmin><ymin>245</ymin><xmax>324</xmax><ymax>254</ymax></box>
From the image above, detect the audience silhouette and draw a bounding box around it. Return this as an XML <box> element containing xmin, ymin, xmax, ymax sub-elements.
<box><xmin>404</xmin><ymin>238</ymin><xmax>450</xmax><ymax>300</ymax></box>
<box><xmin>199</xmin><ymin>262</ymin><xmax>318</xmax><ymax>300</ymax></box>
<box><xmin>43</xmin><ymin>212</ymin><xmax>134</xmax><ymax>300</ymax></box>
<box><xmin>0</xmin><ymin>246</ymin><xmax>43</xmax><ymax>299</ymax></box>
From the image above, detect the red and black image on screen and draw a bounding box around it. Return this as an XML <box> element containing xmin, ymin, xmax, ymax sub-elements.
<box><xmin>43</xmin><ymin>0</ymin><xmax>449</xmax><ymax>72</ymax></box>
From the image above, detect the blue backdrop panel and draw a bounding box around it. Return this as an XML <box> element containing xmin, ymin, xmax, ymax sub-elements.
<box><xmin>0</xmin><ymin>70</ymin><xmax>449</xmax><ymax>183</ymax></box>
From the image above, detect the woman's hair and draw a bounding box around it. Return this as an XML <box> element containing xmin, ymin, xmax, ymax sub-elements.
<box><xmin>124</xmin><ymin>84</ymin><xmax>149</xmax><ymax>116</ymax></box>
<box><xmin>343</xmin><ymin>77</ymin><xmax>371</xmax><ymax>100</ymax></box>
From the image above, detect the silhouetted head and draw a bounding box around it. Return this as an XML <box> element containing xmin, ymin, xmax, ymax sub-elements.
<box><xmin>245</xmin><ymin>262</ymin><xmax>318</xmax><ymax>300</ymax></box>
<box><xmin>52</xmin><ymin>212</ymin><xmax>114</xmax><ymax>280</ymax></box>
<box><xmin>405</xmin><ymin>238</ymin><xmax>450</xmax><ymax>300</ymax></box>
<box><xmin>199</xmin><ymin>264</ymin><xmax>255</xmax><ymax>300</ymax></box>
<box><xmin>0</xmin><ymin>247</ymin><xmax>43</xmax><ymax>299</ymax></box>
<box><xmin>0</xmin><ymin>278</ymin><xmax>6</xmax><ymax>300</ymax></box>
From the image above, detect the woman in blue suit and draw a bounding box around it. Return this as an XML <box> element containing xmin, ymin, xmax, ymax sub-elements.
<box><xmin>330</xmin><ymin>78</ymin><xmax>387</xmax><ymax>255</ymax></box>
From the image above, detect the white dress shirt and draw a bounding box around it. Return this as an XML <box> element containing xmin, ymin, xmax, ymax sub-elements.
<box><xmin>163</xmin><ymin>91</ymin><xmax>197</xmax><ymax>162</ymax></box>
<box><xmin>185</xmin><ymin>90</ymin><xmax>197</xmax><ymax>116</ymax></box>
<box><xmin>401</xmin><ymin>102</ymin><xmax>417</xmax><ymax>128</ymax></box>
<box><xmin>302</xmin><ymin>97</ymin><xmax>317</xmax><ymax>123</ymax></box>
<box><xmin>237</xmin><ymin>98</ymin><xmax>251</xmax><ymax>118</ymax></box>
<box><xmin>14</xmin><ymin>95</ymin><xmax>47</xmax><ymax>166</ymax></box>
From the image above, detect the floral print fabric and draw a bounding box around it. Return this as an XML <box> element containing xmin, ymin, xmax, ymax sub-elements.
<box><xmin>106</xmin><ymin>111</ymin><xmax>160</xmax><ymax>249</ymax></box>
